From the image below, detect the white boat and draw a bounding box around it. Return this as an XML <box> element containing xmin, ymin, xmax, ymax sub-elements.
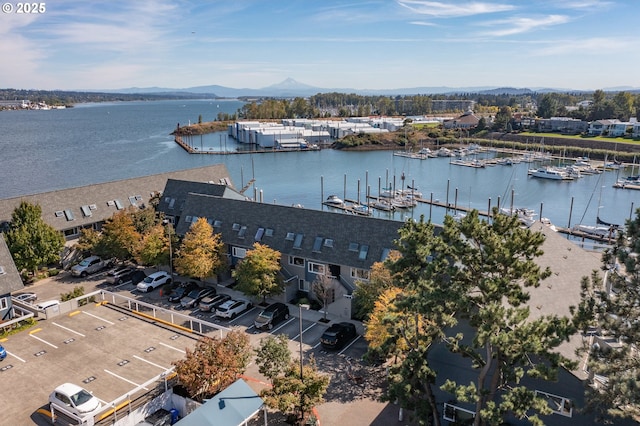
<box><xmin>372</xmin><ymin>199</ymin><xmax>394</xmax><ymax>211</ymax></box>
<box><xmin>324</xmin><ymin>195</ymin><xmax>344</xmax><ymax>206</ymax></box>
<box><xmin>436</xmin><ymin>147</ymin><xmax>453</xmax><ymax>157</ymax></box>
<box><xmin>500</xmin><ymin>207</ymin><xmax>537</xmax><ymax>228</ymax></box>
<box><xmin>528</xmin><ymin>166</ymin><xmax>573</xmax><ymax>180</ymax></box>
<box><xmin>391</xmin><ymin>196</ymin><xmax>417</xmax><ymax>209</ymax></box>
<box><xmin>350</xmin><ymin>204</ymin><xmax>372</xmax><ymax>216</ymax></box>
<box><xmin>613</xmin><ymin>175</ymin><xmax>640</xmax><ymax>190</ymax></box>
<box><xmin>574</xmin><ymin>156</ymin><xmax>591</xmax><ymax>166</ymax></box>
<box><xmin>572</xmin><ymin>224</ymin><xmax>617</xmax><ymax>238</ymax></box>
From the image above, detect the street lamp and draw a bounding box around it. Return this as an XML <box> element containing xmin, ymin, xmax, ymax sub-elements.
<box><xmin>298</xmin><ymin>303</ymin><xmax>310</xmax><ymax>422</ymax></box>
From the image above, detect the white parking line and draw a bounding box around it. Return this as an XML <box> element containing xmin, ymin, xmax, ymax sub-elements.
<box><xmin>159</xmin><ymin>341</ymin><xmax>185</xmax><ymax>354</ymax></box>
<box><xmin>52</xmin><ymin>322</ymin><xmax>86</xmax><ymax>337</ymax></box>
<box><xmin>29</xmin><ymin>334</ymin><xmax>58</xmax><ymax>349</ymax></box>
<box><xmin>6</xmin><ymin>350</ymin><xmax>26</xmax><ymax>363</ymax></box>
<box><xmin>82</xmin><ymin>311</ymin><xmax>115</xmax><ymax>325</ymax></box>
<box><xmin>133</xmin><ymin>355</ymin><xmax>169</xmax><ymax>370</ymax></box>
<box><xmin>339</xmin><ymin>335</ymin><xmax>361</xmax><ymax>355</ymax></box>
<box><xmin>104</xmin><ymin>369</ymin><xmax>148</xmax><ymax>390</ymax></box>
<box><xmin>292</xmin><ymin>322</ymin><xmax>317</xmax><ymax>341</ymax></box>
<box><xmin>271</xmin><ymin>317</ymin><xmax>295</xmax><ymax>334</ymax></box>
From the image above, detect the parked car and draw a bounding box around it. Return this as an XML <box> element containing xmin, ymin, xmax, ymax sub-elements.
<box><xmin>198</xmin><ymin>293</ymin><xmax>231</xmax><ymax>312</ymax></box>
<box><xmin>49</xmin><ymin>383</ymin><xmax>102</xmax><ymax>418</ymax></box>
<box><xmin>13</xmin><ymin>292</ymin><xmax>37</xmax><ymax>303</ymax></box>
<box><xmin>71</xmin><ymin>255</ymin><xmax>109</xmax><ymax>277</ymax></box>
<box><xmin>105</xmin><ymin>267</ymin><xmax>146</xmax><ymax>286</ymax></box>
<box><xmin>167</xmin><ymin>281</ymin><xmax>200</xmax><ymax>303</ymax></box>
<box><xmin>215</xmin><ymin>298</ymin><xmax>253</xmax><ymax>319</ymax></box>
<box><xmin>320</xmin><ymin>322</ymin><xmax>357</xmax><ymax>349</ymax></box>
<box><xmin>254</xmin><ymin>302</ymin><xmax>290</xmax><ymax>330</ymax></box>
<box><xmin>105</xmin><ymin>265</ymin><xmax>134</xmax><ymax>285</ymax></box>
<box><xmin>0</xmin><ymin>343</ymin><xmax>6</xmax><ymax>361</ymax></box>
<box><xmin>180</xmin><ymin>286</ymin><xmax>216</xmax><ymax>309</ymax></box>
<box><xmin>136</xmin><ymin>271</ymin><xmax>171</xmax><ymax>293</ymax></box>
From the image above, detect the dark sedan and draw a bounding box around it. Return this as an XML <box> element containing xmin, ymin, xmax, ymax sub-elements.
<box><xmin>320</xmin><ymin>322</ymin><xmax>357</xmax><ymax>350</ymax></box>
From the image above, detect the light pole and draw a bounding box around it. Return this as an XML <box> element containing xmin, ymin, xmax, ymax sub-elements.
<box><xmin>298</xmin><ymin>303</ymin><xmax>309</xmax><ymax>423</ymax></box>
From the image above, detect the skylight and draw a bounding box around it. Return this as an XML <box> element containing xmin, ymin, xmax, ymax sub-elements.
<box><xmin>114</xmin><ymin>199</ymin><xmax>124</xmax><ymax>210</ymax></box>
<box><xmin>313</xmin><ymin>237</ymin><xmax>323</xmax><ymax>252</ymax></box>
<box><xmin>64</xmin><ymin>209</ymin><xmax>75</xmax><ymax>221</ymax></box>
<box><xmin>238</xmin><ymin>226</ymin><xmax>247</xmax><ymax>238</ymax></box>
<box><xmin>285</xmin><ymin>232</ymin><xmax>295</xmax><ymax>241</ymax></box>
<box><xmin>81</xmin><ymin>205</ymin><xmax>92</xmax><ymax>217</ymax></box>
<box><xmin>293</xmin><ymin>233</ymin><xmax>304</xmax><ymax>249</ymax></box>
<box><xmin>359</xmin><ymin>244</ymin><xmax>369</xmax><ymax>260</ymax></box>
<box><xmin>255</xmin><ymin>228</ymin><xmax>265</xmax><ymax>241</ymax></box>
<box><xmin>348</xmin><ymin>242</ymin><xmax>359</xmax><ymax>252</ymax></box>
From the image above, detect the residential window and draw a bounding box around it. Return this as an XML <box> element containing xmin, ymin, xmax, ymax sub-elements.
<box><xmin>168</xmin><ymin>198</ymin><xmax>176</xmax><ymax>209</ymax></box>
<box><xmin>255</xmin><ymin>228</ymin><xmax>265</xmax><ymax>241</ymax></box>
<box><xmin>443</xmin><ymin>403</ymin><xmax>475</xmax><ymax>423</ymax></box>
<box><xmin>308</xmin><ymin>262</ymin><xmax>325</xmax><ymax>275</ymax></box>
<box><xmin>312</xmin><ymin>237</ymin><xmax>323</xmax><ymax>252</ymax></box>
<box><xmin>238</xmin><ymin>226</ymin><xmax>247</xmax><ymax>238</ymax></box>
<box><xmin>285</xmin><ymin>232</ymin><xmax>295</xmax><ymax>241</ymax></box>
<box><xmin>213</xmin><ymin>220</ymin><xmax>222</xmax><ymax>228</ymax></box>
<box><xmin>289</xmin><ymin>256</ymin><xmax>304</xmax><ymax>266</ymax></box>
<box><xmin>348</xmin><ymin>242</ymin><xmax>359</xmax><ymax>252</ymax></box>
<box><xmin>323</xmin><ymin>238</ymin><xmax>334</xmax><ymax>248</ymax></box>
<box><xmin>232</xmin><ymin>247</ymin><xmax>247</xmax><ymax>258</ymax></box>
<box><xmin>232</xmin><ymin>223</ymin><xmax>241</xmax><ymax>231</ymax></box>
<box><xmin>299</xmin><ymin>279</ymin><xmax>310</xmax><ymax>292</ymax></box>
<box><xmin>358</xmin><ymin>244</ymin><xmax>369</xmax><ymax>260</ymax></box>
<box><xmin>351</xmin><ymin>268</ymin><xmax>370</xmax><ymax>281</ymax></box>
<box><xmin>293</xmin><ymin>234</ymin><xmax>304</xmax><ymax>249</ymax></box>
<box><xmin>0</xmin><ymin>297</ymin><xmax>8</xmax><ymax>310</ymax></box>
<box><xmin>265</xmin><ymin>228</ymin><xmax>274</xmax><ymax>237</ymax></box>
<box><xmin>534</xmin><ymin>390</ymin><xmax>573</xmax><ymax>417</ymax></box>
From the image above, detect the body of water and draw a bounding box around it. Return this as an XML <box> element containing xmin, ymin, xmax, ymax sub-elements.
<box><xmin>1</xmin><ymin>100</ymin><xmax>638</xmax><ymax>232</ymax></box>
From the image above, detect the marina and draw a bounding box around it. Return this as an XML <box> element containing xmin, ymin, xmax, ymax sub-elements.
<box><xmin>1</xmin><ymin>99</ymin><xmax>638</xmax><ymax>247</ymax></box>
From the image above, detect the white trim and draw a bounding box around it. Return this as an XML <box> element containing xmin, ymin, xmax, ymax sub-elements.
<box><xmin>308</xmin><ymin>262</ymin><xmax>325</xmax><ymax>275</ymax></box>
<box><xmin>232</xmin><ymin>247</ymin><xmax>247</xmax><ymax>259</ymax></box>
<box><xmin>535</xmin><ymin>390</ymin><xmax>573</xmax><ymax>417</ymax></box>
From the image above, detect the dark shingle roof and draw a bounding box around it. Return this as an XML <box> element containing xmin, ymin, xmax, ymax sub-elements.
<box><xmin>157</xmin><ymin>179</ymin><xmax>248</xmax><ymax>227</ymax></box>
<box><xmin>0</xmin><ymin>234</ymin><xmax>24</xmax><ymax>294</ymax></box>
<box><xmin>176</xmin><ymin>194</ymin><xmax>406</xmax><ymax>269</ymax></box>
<box><xmin>0</xmin><ymin>165</ymin><xmax>232</xmax><ymax>232</ymax></box>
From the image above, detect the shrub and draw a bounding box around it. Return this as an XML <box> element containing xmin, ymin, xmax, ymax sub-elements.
<box><xmin>61</xmin><ymin>286</ymin><xmax>85</xmax><ymax>302</ymax></box>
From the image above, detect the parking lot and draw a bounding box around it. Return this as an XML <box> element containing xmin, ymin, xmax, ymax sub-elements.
<box><xmin>2</xmin><ymin>268</ymin><xmax>406</xmax><ymax>425</ymax></box>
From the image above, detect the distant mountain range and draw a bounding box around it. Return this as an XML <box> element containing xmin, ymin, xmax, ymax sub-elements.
<box><xmin>102</xmin><ymin>78</ymin><xmax>639</xmax><ymax>98</ymax></box>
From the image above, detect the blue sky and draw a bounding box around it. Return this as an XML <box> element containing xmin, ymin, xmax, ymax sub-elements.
<box><xmin>1</xmin><ymin>0</ymin><xmax>637</xmax><ymax>91</ymax></box>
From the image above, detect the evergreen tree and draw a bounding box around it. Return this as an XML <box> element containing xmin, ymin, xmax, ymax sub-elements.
<box><xmin>441</xmin><ymin>210</ymin><xmax>576</xmax><ymax>426</ymax></box>
<box><xmin>573</xmin><ymin>208</ymin><xmax>640</xmax><ymax>420</ymax></box>
<box><xmin>232</xmin><ymin>242</ymin><xmax>282</xmax><ymax>303</ymax></box>
<box><xmin>174</xmin><ymin>218</ymin><xmax>225</xmax><ymax>281</ymax></box>
<box><xmin>5</xmin><ymin>201</ymin><xmax>65</xmax><ymax>275</ymax></box>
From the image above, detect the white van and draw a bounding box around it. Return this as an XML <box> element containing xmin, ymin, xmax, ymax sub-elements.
<box><xmin>36</xmin><ymin>300</ymin><xmax>60</xmax><ymax>311</ymax></box>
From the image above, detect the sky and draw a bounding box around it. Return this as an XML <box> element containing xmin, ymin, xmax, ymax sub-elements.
<box><xmin>1</xmin><ymin>0</ymin><xmax>638</xmax><ymax>92</ymax></box>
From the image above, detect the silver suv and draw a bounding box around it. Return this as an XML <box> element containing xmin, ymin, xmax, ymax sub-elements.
<box><xmin>71</xmin><ymin>256</ymin><xmax>107</xmax><ymax>277</ymax></box>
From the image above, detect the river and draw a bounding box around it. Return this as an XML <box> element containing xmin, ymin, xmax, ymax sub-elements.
<box><xmin>0</xmin><ymin>99</ymin><xmax>638</xmax><ymax>233</ymax></box>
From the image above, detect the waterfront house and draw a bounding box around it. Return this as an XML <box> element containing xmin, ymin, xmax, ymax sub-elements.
<box><xmin>535</xmin><ymin>117</ymin><xmax>588</xmax><ymax>134</ymax></box>
<box><xmin>173</xmin><ymin>193</ymin><xmax>404</xmax><ymax>319</ymax></box>
<box><xmin>0</xmin><ymin>164</ymin><xmax>233</xmax><ymax>241</ymax></box>
<box><xmin>0</xmin><ymin>234</ymin><xmax>24</xmax><ymax>321</ymax></box>
<box><xmin>443</xmin><ymin>110</ymin><xmax>480</xmax><ymax>130</ymax></box>
<box><xmin>587</xmin><ymin>119</ymin><xmax>620</xmax><ymax>136</ymax></box>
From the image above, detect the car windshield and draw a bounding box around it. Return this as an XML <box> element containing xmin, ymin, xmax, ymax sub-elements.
<box><xmin>187</xmin><ymin>290</ymin><xmax>200</xmax><ymax>298</ymax></box>
<box><xmin>259</xmin><ymin>311</ymin><xmax>274</xmax><ymax>319</ymax></box>
<box><xmin>70</xmin><ymin>389</ymin><xmax>93</xmax><ymax>406</ymax></box>
<box><xmin>78</xmin><ymin>259</ymin><xmax>91</xmax><ymax>267</ymax></box>
<box><xmin>143</xmin><ymin>276</ymin><xmax>154</xmax><ymax>284</ymax></box>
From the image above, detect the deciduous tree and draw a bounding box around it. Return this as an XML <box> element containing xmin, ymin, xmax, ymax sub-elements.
<box><xmin>172</xmin><ymin>330</ymin><xmax>251</xmax><ymax>402</ymax></box>
<box><xmin>233</xmin><ymin>242</ymin><xmax>282</xmax><ymax>303</ymax></box>
<box><xmin>254</xmin><ymin>334</ymin><xmax>291</xmax><ymax>383</ymax></box>
<box><xmin>353</xmin><ymin>259</ymin><xmax>396</xmax><ymax>321</ymax></box>
<box><xmin>174</xmin><ymin>218</ymin><xmax>225</xmax><ymax>281</ymax></box>
<box><xmin>97</xmin><ymin>210</ymin><xmax>141</xmax><ymax>261</ymax></box>
<box><xmin>6</xmin><ymin>201</ymin><xmax>65</xmax><ymax>275</ymax></box>
<box><xmin>261</xmin><ymin>356</ymin><xmax>329</xmax><ymax>425</ymax></box>
<box><xmin>312</xmin><ymin>273</ymin><xmax>337</xmax><ymax>322</ymax></box>
<box><xmin>136</xmin><ymin>224</ymin><xmax>169</xmax><ymax>267</ymax></box>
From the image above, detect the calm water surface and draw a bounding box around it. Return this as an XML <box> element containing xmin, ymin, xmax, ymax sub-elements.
<box><xmin>1</xmin><ymin>100</ymin><xmax>638</xmax><ymax>231</ymax></box>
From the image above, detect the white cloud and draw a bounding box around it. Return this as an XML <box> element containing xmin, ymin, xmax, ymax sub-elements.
<box><xmin>479</xmin><ymin>14</ymin><xmax>569</xmax><ymax>36</ymax></box>
<box><xmin>397</xmin><ymin>0</ymin><xmax>515</xmax><ymax>18</ymax></box>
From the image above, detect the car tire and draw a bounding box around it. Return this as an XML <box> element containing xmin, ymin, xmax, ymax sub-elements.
<box><xmin>231</xmin><ymin>312</ymin><xmax>237</xmax><ymax>319</ymax></box>
<box><xmin>147</xmin><ymin>287</ymin><xmax>153</xmax><ymax>293</ymax></box>
<box><xmin>81</xmin><ymin>271</ymin><xmax>87</xmax><ymax>278</ymax></box>
<box><xmin>116</xmin><ymin>278</ymin><xmax>122</xmax><ymax>285</ymax></box>
<box><xmin>268</xmin><ymin>323</ymin><xmax>273</xmax><ymax>330</ymax></box>
<box><xmin>285</xmin><ymin>313</ymin><xmax>290</xmax><ymax>320</ymax></box>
